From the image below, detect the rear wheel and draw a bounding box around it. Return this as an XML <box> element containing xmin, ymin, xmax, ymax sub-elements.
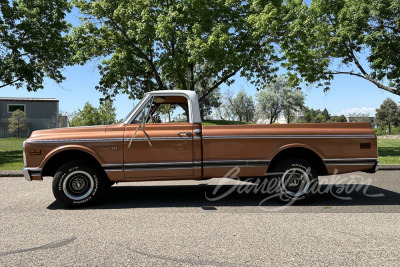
<box><xmin>52</xmin><ymin>160</ymin><xmax>107</xmax><ymax>208</ymax></box>
<box><xmin>272</xmin><ymin>157</ymin><xmax>319</xmax><ymax>203</ymax></box>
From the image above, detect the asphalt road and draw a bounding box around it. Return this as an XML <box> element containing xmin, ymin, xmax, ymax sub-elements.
<box><xmin>1</xmin><ymin>171</ymin><xmax>400</xmax><ymax>266</ymax></box>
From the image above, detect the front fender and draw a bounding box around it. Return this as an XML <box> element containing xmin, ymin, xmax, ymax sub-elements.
<box><xmin>39</xmin><ymin>145</ymin><xmax>103</xmax><ymax>169</ymax></box>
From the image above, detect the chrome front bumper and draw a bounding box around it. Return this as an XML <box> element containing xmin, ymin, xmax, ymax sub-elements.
<box><xmin>22</xmin><ymin>168</ymin><xmax>42</xmax><ymax>181</ymax></box>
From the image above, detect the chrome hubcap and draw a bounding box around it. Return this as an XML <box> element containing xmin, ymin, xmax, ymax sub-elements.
<box><xmin>63</xmin><ymin>171</ymin><xmax>94</xmax><ymax>200</ymax></box>
<box><xmin>281</xmin><ymin>168</ymin><xmax>311</xmax><ymax>197</ymax></box>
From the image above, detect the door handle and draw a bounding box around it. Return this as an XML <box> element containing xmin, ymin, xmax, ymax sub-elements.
<box><xmin>178</xmin><ymin>132</ymin><xmax>192</xmax><ymax>136</ymax></box>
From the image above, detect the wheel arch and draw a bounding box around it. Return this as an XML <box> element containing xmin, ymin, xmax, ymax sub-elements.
<box><xmin>267</xmin><ymin>145</ymin><xmax>328</xmax><ymax>176</ymax></box>
<box><xmin>41</xmin><ymin>146</ymin><xmax>109</xmax><ymax>180</ymax></box>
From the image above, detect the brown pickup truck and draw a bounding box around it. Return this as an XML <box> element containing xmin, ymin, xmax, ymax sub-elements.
<box><xmin>23</xmin><ymin>90</ymin><xmax>378</xmax><ymax>207</ymax></box>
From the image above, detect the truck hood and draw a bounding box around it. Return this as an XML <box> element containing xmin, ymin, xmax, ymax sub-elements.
<box><xmin>28</xmin><ymin>124</ymin><xmax>124</xmax><ymax>141</ymax></box>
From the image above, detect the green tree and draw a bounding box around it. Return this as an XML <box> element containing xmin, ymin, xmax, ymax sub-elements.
<box><xmin>98</xmin><ymin>100</ymin><xmax>118</xmax><ymax>125</ymax></box>
<box><xmin>375</xmin><ymin>98</ymin><xmax>400</xmax><ymax>135</ymax></box>
<box><xmin>228</xmin><ymin>90</ymin><xmax>256</xmax><ymax>122</ymax></box>
<box><xmin>0</xmin><ymin>0</ymin><xmax>72</xmax><ymax>91</ymax></box>
<box><xmin>313</xmin><ymin>114</ymin><xmax>327</xmax><ymax>123</ymax></box>
<box><xmin>302</xmin><ymin>108</ymin><xmax>320</xmax><ymax>123</ymax></box>
<box><xmin>257</xmin><ymin>76</ymin><xmax>305</xmax><ymax>124</ymax></box>
<box><xmin>321</xmin><ymin>108</ymin><xmax>331</xmax><ymax>121</ymax></box>
<box><xmin>70</xmin><ymin>101</ymin><xmax>117</xmax><ymax>126</ymax></box>
<box><xmin>281</xmin><ymin>87</ymin><xmax>305</xmax><ymax>123</ymax></box>
<box><xmin>198</xmin><ymin>87</ymin><xmax>222</xmax><ymax>121</ymax></box>
<box><xmin>70</xmin><ymin>0</ymin><xmax>282</xmax><ymax>102</ymax></box>
<box><xmin>330</xmin><ymin>115</ymin><xmax>347</xmax><ymax>122</ymax></box>
<box><xmin>158</xmin><ymin>104</ymin><xmax>174</xmax><ymax>123</ymax></box>
<box><xmin>8</xmin><ymin>109</ymin><xmax>27</xmax><ymax>137</ymax></box>
<box><xmin>301</xmin><ymin>108</ymin><xmax>329</xmax><ymax>123</ymax></box>
<box><xmin>280</xmin><ymin>0</ymin><xmax>400</xmax><ymax>96</ymax></box>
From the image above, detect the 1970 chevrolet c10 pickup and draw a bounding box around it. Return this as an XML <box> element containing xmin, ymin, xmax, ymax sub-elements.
<box><xmin>23</xmin><ymin>90</ymin><xmax>378</xmax><ymax>207</ymax></box>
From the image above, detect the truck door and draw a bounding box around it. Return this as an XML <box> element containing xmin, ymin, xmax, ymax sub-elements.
<box><xmin>123</xmin><ymin>95</ymin><xmax>200</xmax><ymax>179</ymax></box>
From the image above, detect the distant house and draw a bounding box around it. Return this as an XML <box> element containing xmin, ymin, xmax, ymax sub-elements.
<box><xmin>0</xmin><ymin>97</ymin><xmax>60</xmax><ymax>138</ymax></box>
<box><xmin>346</xmin><ymin>116</ymin><xmax>375</xmax><ymax>123</ymax></box>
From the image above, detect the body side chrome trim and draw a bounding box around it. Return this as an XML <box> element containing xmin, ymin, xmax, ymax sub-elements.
<box><xmin>124</xmin><ymin>137</ymin><xmax>192</xmax><ymax>141</ymax></box>
<box><xmin>323</xmin><ymin>158</ymin><xmax>378</xmax><ymax>166</ymax></box>
<box><xmin>28</xmin><ymin>137</ymin><xmax>193</xmax><ymax>144</ymax></box>
<box><xmin>102</xmin><ymin>160</ymin><xmax>269</xmax><ymax>171</ymax></box>
<box><xmin>124</xmin><ymin>166</ymin><xmax>195</xmax><ymax>171</ymax></box>
<box><xmin>124</xmin><ymin>161</ymin><xmax>201</xmax><ymax>167</ymax></box>
<box><xmin>203</xmin><ymin>160</ymin><xmax>270</xmax><ymax>168</ymax></box>
<box><xmin>102</xmin><ymin>161</ymin><xmax>201</xmax><ymax>172</ymax></box>
<box><xmin>27</xmin><ymin>138</ymin><xmax>124</xmax><ymax>144</ymax></box>
<box><xmin>203</xmin><ymin>135</ymin><xmax>376</xmax><ymax>139</ymax></box>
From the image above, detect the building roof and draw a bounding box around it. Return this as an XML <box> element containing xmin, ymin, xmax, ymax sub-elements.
<box><xmin>0</xmin><ymin>97</ymin><xmax>58</xmax><ymax>102</ymax></box>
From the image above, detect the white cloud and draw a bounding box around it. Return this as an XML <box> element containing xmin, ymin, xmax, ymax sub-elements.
<box><xmin>337</xmin><ymin>107</ymin><xmax>376</xmax><ymax>116</ymax></box>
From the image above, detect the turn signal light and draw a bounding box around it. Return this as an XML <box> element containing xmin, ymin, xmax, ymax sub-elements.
<box><xmin>30</xmin><ymin>149</ymin><xmax>41</xmax><ymax>155</ymax></box>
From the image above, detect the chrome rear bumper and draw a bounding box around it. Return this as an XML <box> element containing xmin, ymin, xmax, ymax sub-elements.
<box><xmin>22</xmin><ymin>168</ymin><xmax>42</xmax><ymax>181</ymax></box>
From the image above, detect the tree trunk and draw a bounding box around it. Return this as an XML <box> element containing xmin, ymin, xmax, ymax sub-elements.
<box><xmin>200</xmin><ymin>107</ymin><xmax>205</xmax><ymax>121</ymax></box>
<box><xmin>17</xmin><ymin>117</ymin><xmax>20</xmax><ymax>138</ymax></box>
<box><xmin>389</xmin><ymin>122</ymin><xmax>391</xmax><ymax>135</ymax></box>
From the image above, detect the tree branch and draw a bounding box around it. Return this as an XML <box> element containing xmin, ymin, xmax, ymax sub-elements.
<box><xmin>104</xmin><ymin>10</ymin><xmax>166</xmax><ymax>90</ymax></box>
<box><xmin>199</xmin><ymin>65</ymin><xmax>243</xmax><ymax>102</ymax></box>
<box><xmin>0</xmin><ymin>78</ymin><xmax>22</xmax><ymax>89</ymax></box>
<box><xmin>331</xmin><ymin>47</ymin><xmax>400</xmax><ymax>95</ymax></box>
<box><xmin>189</xmin><ymin>63</ymin><xmax>195</xmax><ymax>91</ymax></box>
<box><xmin>170</xmin><ymin>23</ymin><xmax>187</xmax><ymax>91</ymax></box>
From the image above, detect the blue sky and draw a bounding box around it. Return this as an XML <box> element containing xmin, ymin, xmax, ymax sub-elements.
<box><xmin>1</xmin><ymin>6</ymin><xmax>399</xmax><ymax>120</ymax></box>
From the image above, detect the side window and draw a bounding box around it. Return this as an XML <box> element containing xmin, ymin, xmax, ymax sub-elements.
<box><xmin>130</xmin><ymin>96</ymin><xmax>190</xmax><ymax>124</ymax></box>
<box><xmin>149</xmin><ymin>103</ymin><xmax>189</xmax><ymax>123</ymax></box>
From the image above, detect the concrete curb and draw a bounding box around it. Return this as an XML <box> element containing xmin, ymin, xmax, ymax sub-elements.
<box><xmin>0</xmin><ymin>170</ymin><xmax>23</xmax><ymax>177</ymax></box>
<box><xmin>1</xmin><ymin>165</ymin><xmax>400</xmax><ymax>178</ymax></box>
<box><xmin>378</xmin><ymin>165</ymin><xmax>400</xmax><ymax>170</ymax></box>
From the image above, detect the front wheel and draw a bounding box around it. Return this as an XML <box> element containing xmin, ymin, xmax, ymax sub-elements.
<box><xmin>52</xmin><ymin>161</ymin><xmax>107</xmax><ymax>208</ymax></box>
<box><xmin>272</xmin><ymin>157</ymin><xmax>319</xmax><ymax>203</ymax></box>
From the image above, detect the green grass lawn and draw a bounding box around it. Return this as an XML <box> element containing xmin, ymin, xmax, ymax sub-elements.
<box><xmin>377</xmin><ymin>139</ymin><xmax>400</xmax><ymax>165</ymax></box>
<box><xmin>0</xmin><ymin>137</ymin><xmax>399</xmax><ymax>170</ymax></box>
<box><xmin>0</xmin><ymin>138</ymin><xmax>26</xmax><ymax>170</ymax></box>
